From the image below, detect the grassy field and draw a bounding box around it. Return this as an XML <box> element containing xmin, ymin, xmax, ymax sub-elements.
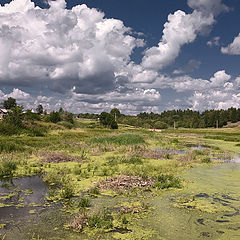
<box><xmin>0</xmin><ymin>121</ymin><xmax>239</xmax><ymax>239</ymax></box>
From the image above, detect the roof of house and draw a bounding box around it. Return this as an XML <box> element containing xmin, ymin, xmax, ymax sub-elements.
<box><xmin>0</xmin><ymin>108</ymin><xmax>8</xmax><ymax>114</ymax></box>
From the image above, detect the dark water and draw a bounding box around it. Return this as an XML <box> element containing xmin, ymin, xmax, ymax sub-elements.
<box><xmin>0</xmin><ymin>176</ymin><xmax>50</xmax><ymax>235</ymax></box>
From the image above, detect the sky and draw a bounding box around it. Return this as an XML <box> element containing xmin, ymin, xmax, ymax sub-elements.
<box><xmin>0</xmin><ymin>0</ymin><xmax>240</xmax><ymax>114</ymax></box>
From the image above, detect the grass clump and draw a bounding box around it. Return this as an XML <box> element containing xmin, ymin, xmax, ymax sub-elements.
<box><xmin>201</xmin><ymin>157</ymin><xmax>211</xmax><ymax>163</ymax></box>
<box><xmin>91</xmin><ymin>134</ymin><xmax>145</xmax><ymax>146</ymax></box>
<box><xmin>0</xmin><ymin>122</ymin><xmax>19</xmax><ymax>136</ymax></box>
<box><xmin>60</xmin><ymin>183</ymin><xmax>75</xmax><ymax>199</ymax></box>
<box><xmin>88</xmin><ymin>186</ymin><xmax>100</xmax><ymax>196</ymax></box>
<box><xmin>107</xmin><ymin>156</ymin><xmax>143</xmax><ymax>166</ymax></box>
<box><xmin>0</xmin><ymin>157</ymin><xmax>17</xmax><ymax>179</ymax></box>
<box><xmin>68</xmin><ymin>209</ymin><xmax>113</xmax><ymax>232</ymax></box>
<box><xmin>88</xmin><ymin>209</ymin><xmax>113</xmax><ymax>229</ymax></box>
<box><xmin>0</xmin><ymin>140</ymin><xmax>25</xmax><ymax>153</ymax></box>
<box><xmin>78</xmin><ymin>197</ymin><xmax>91</xmax><ymax>208</ymax></box>
<box><xmin>153</xmin><ymin>174</ymin><xmax>181</xmax><ymax>189</ymax></box>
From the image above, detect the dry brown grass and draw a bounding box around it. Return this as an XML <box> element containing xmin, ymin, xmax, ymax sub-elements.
<box><xmin>97</xmin><ymin>175</ymin><xmax>155</xmax><ymax>191</ymax></box>
<box><xmin>38</xmin><ymin>152</ymin><xmax>81</xmax><ymax>163</ymax></box>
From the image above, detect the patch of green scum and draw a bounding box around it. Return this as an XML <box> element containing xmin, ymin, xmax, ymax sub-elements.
<box><xmin>29</xmin><ymin>203</ymin><xmax>41</xmax><ymax>207</ymax></box>
<box><xmin>173</xmin><ymin>194</ymin><xmax>234</xmax><ymax>213</ymax></box>
<box><xmin>112</xmin><ymin>227</ymin><xmax>156</xmax><ymax>240</ymax></box>
<box><xmin>0</xmin><ymin>224</ymin><xmax>6</xmax><ymax>229</ymax></box>
<box><xmin>204</xmin><ymin>138</ymin><xmax>240</xmax><ymax>154</ymax></box>
<box><xmin>0</xmin><ymin>203</ymin><xmax>11</xmax><ymax>207</ymax></box>
<box><xmin>29</xmin><ymin>209</ymin><xmax>36</xmax><ymax>214</ymax></box>
<box><xmin>0</xmin><ymin>192</ymin><xmax>17</xmax><ymax>200</ymax></box>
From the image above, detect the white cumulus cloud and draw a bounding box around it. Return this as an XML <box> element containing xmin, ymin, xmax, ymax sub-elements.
<box><xmin>221</xmin><ymin>34</ymin><xmax>240</xmax><ymax>55</ymax></box>
<box><xmin>0</xmin><ymin>0</ymin><xmax>144</xmax><ymax>94</ymax></box>
<box><xmin>141</xmin><ymin>10</ymin><xmax>214</xmax><ymax>71</ymax></box>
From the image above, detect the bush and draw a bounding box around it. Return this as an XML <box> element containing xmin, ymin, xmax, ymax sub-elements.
<box><xmin>22</xmin><ymin>124</ymin><xmax>48</xmax><ymax>137</ymax></box>
<box><xmin>154</xmin><ymin>174</ymin><xmax>181</xmax><ymax>189</ymax></box>
<box><xmin>23</xmin><ymin>110</ymin><xmax>41</xmax><ymax>121</ymax></box>
<box><xmin>153</xmin><ymin>121</ymin><xmax>168</xmax><ymax>129</ymax></box>
<box><xmin>99</xmin><ymin>112</ymin><xmax>118</xmax><ymax>129</ymax></box>
<box><xmin>48</xmin><ymin>111</ymin><xmax>61</xmax><ymax>123</ymax></box>
<box><xmin>57</xmin><ymin>121</ymin><xmax>74</xmax><ymax>129</ymax></box>
<box><xmin>0</xmin><ymin>122</ymin><xmax>19</xmax><ymax>136</ymax></box>
<box><xmin>4</xmin><ymin>106</ymin><xmax>24</xmax><ymax>127</ymax></box>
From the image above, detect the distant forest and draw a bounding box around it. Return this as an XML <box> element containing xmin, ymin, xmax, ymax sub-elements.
<box><xmin>78</xmin><ymin>108</ymin><xmax>240</xmax><ymax>129</ymax></box>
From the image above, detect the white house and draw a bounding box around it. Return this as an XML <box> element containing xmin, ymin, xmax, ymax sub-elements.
<box><xmin>0</xmin><ymin>108</ymin><xmax>8</xmax><ymax>120</ymax></box>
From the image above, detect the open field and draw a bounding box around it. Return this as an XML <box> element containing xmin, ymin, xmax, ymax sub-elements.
<box><xmin>0</xmin><ymin>121</ymin><xmax>240</xmax><ymax>239</ymax></box>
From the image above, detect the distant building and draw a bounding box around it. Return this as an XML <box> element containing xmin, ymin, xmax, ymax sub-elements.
<box><xmin>0</xmin><ymin>108</ymin><xmax>8</xmax><ymax>120</ymax></box>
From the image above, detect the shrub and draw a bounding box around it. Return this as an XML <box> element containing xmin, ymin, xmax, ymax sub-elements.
<box><xmin>57</xmin><ymin>121</ymin><xmax>74</xmax><ymax>129</ymax></box>
<box><xmin>23</xmin><ymin>125</ymin><xmax>48</xmax><ymax>137</ymax></box>
<box><xmin>154</xmin><ymin>174</ymin><xmax>181</xmax><ymax>189</ymax></box>
<box><xmin>99</xmin><ymin>112</ymin><xmax>118</xmax><ymax>129</ymax></box>
<box><xmin>4</xmin><ymin>106</ymin><xmax>24</xmax><ymax>127</ymax></box>
<box><xmin>0</xmin><ymin>121</ymin><xmax>19</xmax><ymax>136</ymax></box>
<box><xmin>23</xmin><ymin>110</ymin><xmax>41</xmax><ymax>121</ymax></box>
<box><xmin>3</xmin><ymin>97</ymin><xmax>17</xmax><ymax>109</ymax></box>
<box><xmin>153</xmin><ymin>121</ymin><xmax>168</xmax><ymax>129</ymax></box>
<box><xmin>48</xmin><ymin>111</ymin><xmax>61</xmax><ymax>123</ymax></box>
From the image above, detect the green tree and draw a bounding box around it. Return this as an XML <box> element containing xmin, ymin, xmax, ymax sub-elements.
<box><xmin>110</xmin><ymin>108</ymin><xmax>121</xmax><ymax>121</ymax></box>
<box><xmin>36</xmin><ymin>104</ymin><xmax>43</xmax><ymax>115</ymax></box>
<box><xmin>24</xmin><ymin>110</ymin><xmax>40</xmax><ymax>122</ymax></box>
<box><xmin>99</xmin><ymin>112</ymin><xmax>118</xmax><ymax>129</ymax></box>
<box><xmin>5</xmin><ymin>106</ymin><xmax>23</xmax><ymax>127</ymax></box>
<box><xmin>65</xmin><ymin>112</ymin><xmax>74</xmax><ymax>124</ymax></box>
<box><xmin>49</xmin><ymin>111</ymin><xmax>61</xmax><ymax>123</ymax></box>
<box><xmin>3</xmin><ymin>97</ymin><xmax>17</xmax><ymax>110</ymax></box>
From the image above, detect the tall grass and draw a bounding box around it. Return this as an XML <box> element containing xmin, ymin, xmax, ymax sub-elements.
<box><xmin>0</xmin><ymin>140</ymin><xmax>25</xmax><ymax>153</ymax></box>
<box><xmin>153</xmin><ymin>174</ymin><xmax>181</xmax><ymax>189</ymax></box>
<box><xmin>0</xmin><ymin>157</ymin><xmax>17</xmax><ymax>179</ymax></box>
<box><xmin>107</xmin><ymin>156</ymin><xmax>143</xmax><ymax>166</ymax></box>
<box><xmin>91</xmin><ymin>134</ymin><xmax>145</xmax><ymax>146</ymax></box>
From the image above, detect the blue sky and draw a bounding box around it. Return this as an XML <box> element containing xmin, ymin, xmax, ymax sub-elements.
<box><xmin>0</xmin><ymin>0</ymin><xmax>240</xmax><ymax>114</ymax></box>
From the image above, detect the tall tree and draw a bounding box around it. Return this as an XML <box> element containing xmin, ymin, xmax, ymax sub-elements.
<box><xmin>3</xmin><ymin>97</ymin><xmax>17</xmax><ymax>110</ymax></box>
<box><xmin>36</xmin><ymin>104</ymin><xmax>43</xmax><ymax>115</ymax></box>
<box><xmin>5</xmin><ymin>106</ymin><xmax>23</xmax><ymax>127</ymax></box>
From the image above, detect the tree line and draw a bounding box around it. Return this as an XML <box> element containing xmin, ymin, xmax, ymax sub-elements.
<box><xmin>78</xmin><ymin>108</ymin><xmax>240</xmax><ymax>129</ymax></box>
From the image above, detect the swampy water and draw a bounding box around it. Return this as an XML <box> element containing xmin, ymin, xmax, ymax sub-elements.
<box><xmin>1</xmin><ymin>162</ymin><xmax>240</xmax><ymax>239</ymax></box>
<box><xmin>146</xmin><ymin>162</ymin><xmax>240</xmax><ymax>240</ymax></box>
